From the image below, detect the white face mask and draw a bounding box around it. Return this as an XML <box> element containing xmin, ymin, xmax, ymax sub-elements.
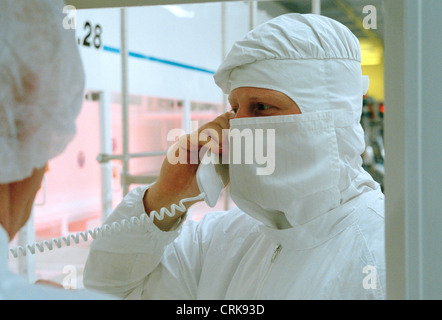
<box><xmin>229</xmin><ymin>111</ymin><xmax>341</xmax><ymax>229</ymax></box>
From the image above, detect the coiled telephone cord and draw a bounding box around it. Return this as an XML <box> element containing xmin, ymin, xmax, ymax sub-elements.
<box><xmin>9</xmin><ymin>192</ymin><xmax>206</xmax><ymax>259</ymax></box>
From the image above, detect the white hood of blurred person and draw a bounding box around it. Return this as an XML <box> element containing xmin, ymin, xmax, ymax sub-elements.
<box><xmin>0</xmin><ymin>0</ymin><xmax>114</xmax><ymax>300</ymax></box>
<box><xmin>214</xmin><ymin>13</ymin><xmax>377</xmax><ymax>229</ymax></box>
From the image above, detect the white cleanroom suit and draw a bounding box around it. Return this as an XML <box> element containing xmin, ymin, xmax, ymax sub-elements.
<box><xmin>83</xmin><ymin>13</ymin><xmax>385</xmax><ymax>299</ymax></box>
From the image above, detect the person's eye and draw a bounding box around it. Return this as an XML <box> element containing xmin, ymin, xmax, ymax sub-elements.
<box><xmin>257</xmin><ymin>103</ymin><xmax>273</xmax><ymax>110</ymax></box>
<box><xmin>255</xmin><ymin>103</ymin><xmax>276</xmax><ymax>114</ymax></box>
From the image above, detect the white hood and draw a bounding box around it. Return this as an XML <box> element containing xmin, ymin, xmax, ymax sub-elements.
<box><xmin>214</xmin><ymin>13</ymin><xmax>378</xmax><ymax>228</ymax></box>
<box><xmin>0</xmin><ymin>0</ymin><xmax>85</xmax><ymax>183</ymax></box>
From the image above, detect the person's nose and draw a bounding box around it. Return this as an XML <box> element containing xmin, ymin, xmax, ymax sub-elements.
<box><xmin>234</xmin><ymin>106</ymin><xmax>252</xmax><ymax>119</ymax></box>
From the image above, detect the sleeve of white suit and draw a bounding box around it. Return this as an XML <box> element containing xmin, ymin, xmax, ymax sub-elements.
<box><xmin>82</xmin><ymin>185</ymin><xmax>202</xmax><ymax>299</ymax></box>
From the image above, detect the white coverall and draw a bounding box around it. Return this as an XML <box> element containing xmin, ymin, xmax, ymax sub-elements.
<box><xmin>83</xmin><ymin>185</ymin><xmax>384</xmax><ymax>299</ymax></box>
<box><xmin>83</xmin><ymin>13</ymin><xmax>386</xmax><ymax>299</ymax></box>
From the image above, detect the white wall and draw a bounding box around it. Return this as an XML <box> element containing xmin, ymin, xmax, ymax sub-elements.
<box><xmin>74</xmin><ymin>2</ymin><xmax>274</xmax><ymax>103</ymax></box>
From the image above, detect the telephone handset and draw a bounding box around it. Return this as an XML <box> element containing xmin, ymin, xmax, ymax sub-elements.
<box><xmin>196</xmin><ymin>149</ymin><xmax>230</xmax><ymax>207</ymax></box>
<box><xmin>9</xmin><ymin>150</ymin><xmax>229</xmax><ymax>258</ymax></box>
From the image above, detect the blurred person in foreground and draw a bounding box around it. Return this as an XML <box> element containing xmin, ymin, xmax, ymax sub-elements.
<box><xmin>0</xmin><ymin>0</ymin><xmax>113</xmax><ymax>300</ymax></box>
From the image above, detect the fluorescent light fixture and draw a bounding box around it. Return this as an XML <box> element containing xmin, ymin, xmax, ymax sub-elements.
<box><xmin>162</xmin><ymin>5</ymin><xmax>195</xmax><ymax>18</ymax></box>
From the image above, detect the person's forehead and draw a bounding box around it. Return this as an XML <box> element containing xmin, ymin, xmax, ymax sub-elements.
<box><xmin>228</xmin><ymin>87</ymin><xmax>292</xmax><ymax>103</ymax></box>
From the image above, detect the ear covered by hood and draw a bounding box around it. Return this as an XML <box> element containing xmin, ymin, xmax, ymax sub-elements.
<box><xmin>214</xmin><ymin>13</ymin><xmax>379</xmax><ymax>227</ymax></box>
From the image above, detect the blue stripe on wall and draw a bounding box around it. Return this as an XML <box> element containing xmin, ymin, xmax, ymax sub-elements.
<box><xmin>102</xmin><ymin>45</ymin><xmax>215</xmax><ymax>75</ymax></box>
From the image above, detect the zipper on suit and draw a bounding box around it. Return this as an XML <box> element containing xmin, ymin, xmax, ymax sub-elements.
<box><xmin>271</xmin><ymin>244</ymin><xmax>282</xmax><ymax>263</ymax></box>
<box><xmin>255</xmin><ymin>243</ymin><xmax>282</xmax><ymax>298</ymax></box>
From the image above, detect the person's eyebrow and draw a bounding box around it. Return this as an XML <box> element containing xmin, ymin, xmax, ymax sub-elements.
<box><xmin>249</xmin><ymin>96</ymin><xmax>265</xmax><ymax>101</ymax></box>
<box><xmin>249</xmin><ymin>95</ymin><xmax>284</xmax><ymax>104</ymax></box>
<box><xmin>228</xmin><ymin>93</ymin><xmax>286</xmax><ymax>105</ymax></box>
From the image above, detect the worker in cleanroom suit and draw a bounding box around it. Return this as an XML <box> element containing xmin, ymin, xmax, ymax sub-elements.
<box><xmin>0</xmin><ymin>0</ymin><xmax>113</xmax><ymax>299</ymax></box>
<box><xmin>83</xmin><ymin>13</ymin><xmax>385</xmax><ymax>299</ymax></box>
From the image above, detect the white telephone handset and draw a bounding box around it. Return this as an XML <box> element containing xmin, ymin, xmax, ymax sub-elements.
<box><xmin>9</xmin><ymin>150</ymin><xmax>229</xmax><ymax>258</ymax></box>
<box><xmin>196</xmin><ymin>149</ymin><xmax>230</xmax><ymax>207</ymax></box>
